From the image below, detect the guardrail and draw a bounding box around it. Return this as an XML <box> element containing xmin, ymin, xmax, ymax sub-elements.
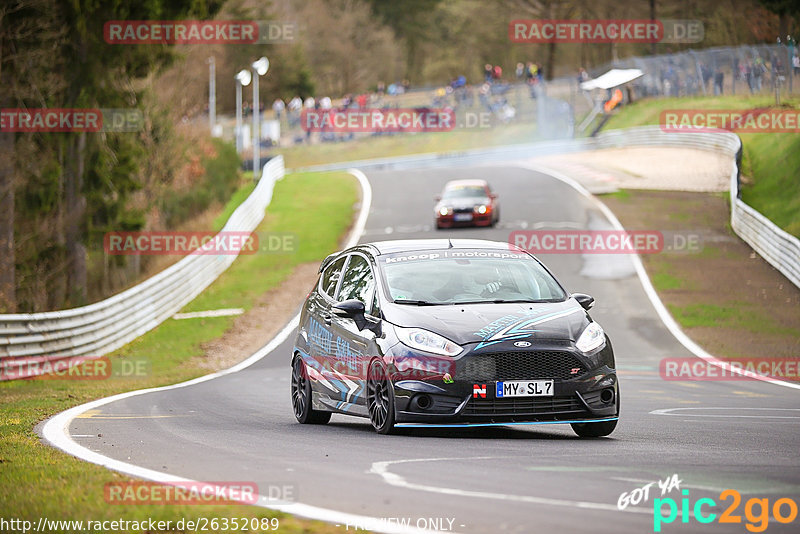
<box><xmin>0</xmin><ymin>156</ymin><xmax>285</xmax><ymax>380</ymax></box>
<box><xmin>592</xmin><ymin>126</ymin><xmax>800</xmax><ymax>290</ymax></box>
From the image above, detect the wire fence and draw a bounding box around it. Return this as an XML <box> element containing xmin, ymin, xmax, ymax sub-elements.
<box><xmin>243</xmin><ymin>44</ymin><xmax>797</xmax><ymax>150</ymax></box>
<box><xmin>586</xmin><ymin>43</ymin><xmax>797</xmax><ymax>99</ymax></box>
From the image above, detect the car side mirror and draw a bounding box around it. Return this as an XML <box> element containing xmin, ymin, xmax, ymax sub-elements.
<box><xmin>572</xmin><ymin>293</ymin><xmax>594</xmax><ymax>310</ymax></box>
<box><xmin>333</xmin><ymin>299</ymin><xmax>366</xmax><ymax>317</ymax></box>
<box><xmin>333</xmin><ymin>299</ymin><xmax>380</xmax><ymax>334</ymax></box>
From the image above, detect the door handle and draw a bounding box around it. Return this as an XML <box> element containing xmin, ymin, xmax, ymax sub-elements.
<box><xmin>322</xmin><ymin>313</ymin><xmax>332</xmax><ymax>326</ymax></box>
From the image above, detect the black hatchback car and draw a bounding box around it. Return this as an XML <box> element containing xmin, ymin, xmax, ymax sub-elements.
<box><xmin>290</xmin><ymin>239</ymin><xmax>619</xmax><ymax>437</ymax></box>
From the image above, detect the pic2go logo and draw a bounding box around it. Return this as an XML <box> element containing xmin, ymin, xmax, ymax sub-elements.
<box><xmin>654</xmin><ymin>489</ymin><xmax>799</xmax><ymax>532</ymax></box>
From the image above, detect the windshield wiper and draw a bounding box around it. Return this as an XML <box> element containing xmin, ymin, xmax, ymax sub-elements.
<box><xmin>393</xmin><ymin>299</ymin><xmax>440</xmax><ymax>306</ymax></box>
<box><xmin>451</xmin><ymin>299</ymin><xmax>541</xmax><ymax>305</ymax></box>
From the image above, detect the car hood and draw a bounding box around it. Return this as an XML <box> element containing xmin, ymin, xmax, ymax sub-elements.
<box><xmin>382</xmin><ymin>298</ymin><xmax>590</xmax><ymax>346</ymax></box>
<box><xmin>437</xmin><ymin>196</ymin><xmax>490</xmax><ymax>210</ymax></box>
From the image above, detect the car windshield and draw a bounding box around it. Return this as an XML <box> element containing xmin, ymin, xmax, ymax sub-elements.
<box><xmin>442</xmin><ymin>186</ymin><xmax>486</xmax><ymax>199</ymax></box>
<box><xmin>379</xmin><ymin>251</ymin><xmax>566</xmax><ymax>305</ymax></box>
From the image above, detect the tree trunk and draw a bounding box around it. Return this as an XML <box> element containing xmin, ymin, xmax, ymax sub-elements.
<box><xmin>0</xmin><ymin>129</ymin><xmax>15</xmax><ymax>313</ymax></box>
<box><xmin>405</xmin><ymin>37</ymin><xmax>421</xmax><ymax>84</ymax></box>
<box><xmin>546</xmin><ymin>41</ymin><xmax>557</xmax><ymax>80</ymax></box>
<box><xmin>650</xmin><ymin>0</ymin><xmax>657</xmax><ymax>56</ymax></box>
<box><xmin>779</xmin><ymin>13</ymin><xmax>789</xmax><ymax>44</ymax></box>
<box><xmin>65</xmin><ymin>132</ymin><xmax>87</xmax><ymax>306</ymax></box>
<box><xmin>544</xmin><ymin>0</ymin><xmax>557</xmax><ymax>80</ymax></box>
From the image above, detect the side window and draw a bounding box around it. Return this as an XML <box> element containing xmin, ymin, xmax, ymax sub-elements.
<box><xmin>370</xmin><ymin>288</ymin><xmax>381</xmax><ymax>317</ymax></box>
<box><xmin>337</xmin><ymin>255</ymin><xmax>374</xmax><ymax>306</ymax></box>
<box><xmin>321</xmin><ymin>256</ymin><xmax>347</xmax><ymax>298</ymax></box>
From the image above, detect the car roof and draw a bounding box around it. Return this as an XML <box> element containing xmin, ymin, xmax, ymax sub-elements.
<box><xmin>443</xmin><ymin>179</ymin><xmax>488</xmax><ymax>188</ymax></box>
<box><xmin>319</xmin><ymin>239</ymin><xmax>529</xmax><ymax>271</ymax></box>
<box><xmin>367</xmin><ymin>239</ymin><xmax>524</xmax><ymax>256</ymax></box>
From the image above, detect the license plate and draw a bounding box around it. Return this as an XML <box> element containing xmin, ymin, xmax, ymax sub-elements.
<box><xmin>453</xmin><ymin>213</ymin><xmax>473</xmax><ymax>222</ymax></box>
<box><xmin>496</xmin><ymin>380</ymin><xmax>553</xmax><ymax>397</ymax></box>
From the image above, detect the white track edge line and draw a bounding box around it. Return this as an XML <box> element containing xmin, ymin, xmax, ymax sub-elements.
<box><xmin>41</xmin><ymin>169</ymin><xmax>441</xmax><ymax>534</ymax></box>
<box><xmin>369</xmin><ymin>457</ymin><xmax>654</xmax><ymax>516</ymax></box>
<box><xmin>518</xmin><ymin>162</ymin><xmax>800</xmax><ymax>392</ymax></box>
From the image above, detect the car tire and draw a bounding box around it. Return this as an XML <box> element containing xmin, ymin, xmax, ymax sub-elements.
<box><xmin>570</xmin><ymin>419</ymin><xmax>617</xmax><ymax>438</ymax></box>
<box><xmin>366</xmin><ymin>359</ymin><xmax>396</xmax><ymax>434</ymax></box>
<box><xmin>291</xmin><ymin>356</ymin><xmax>331</xmax><ymax>425</ymax></box>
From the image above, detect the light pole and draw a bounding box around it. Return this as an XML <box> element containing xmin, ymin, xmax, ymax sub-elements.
<box><xmin>251</xmin><ymin>56</ymin><xmax>269</xmax><ymax>179</ymax></box>
<box><xmin>234</xmin><ymin>69</ymin><xmax>251</xmax><ymax>153</ymax></box>
<box><xmin>208</xmin><ymin>57</ymin><xmax>216</xmax><ymax>134</ymax></box>
<box><xmin>788</xmin><ymin>35</ymin><xmax>795</xmax><ymax>94</ymax></box>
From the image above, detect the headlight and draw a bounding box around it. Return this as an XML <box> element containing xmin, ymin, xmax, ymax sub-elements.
<box><xmin>394</xmin><ymin>326</ymin><xmax>462</xmax><ymax>357</ymax></box>
<box><xmin>576</xmin><ymin>322</ymin><xmax>605</xmax><ymax>353</ymax></box>
<box><xmin>475</xmin><ymin>205</ymin><xmax>487</xmax><ymax>214</ymax></box>
<box><xmin>438</xmin><ymin>207</ymin><xmax>450</xmax><ymax>216</ymax></box>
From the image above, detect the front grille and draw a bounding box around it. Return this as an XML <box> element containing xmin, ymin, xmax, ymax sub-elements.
<box><xmin>461</xmin><ymin>395</ymin><xmax>584</xmax><ymax>416</ymax></box>
<box><xmin>456</xmin><ymin>351</ymin><xmax>586</xmax><ymax>381</ymax></box>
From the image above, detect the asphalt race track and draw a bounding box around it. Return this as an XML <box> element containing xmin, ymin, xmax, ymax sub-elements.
<box><xmin>62</xmin><ymin>166</ymin><xmax>800</xmax><ymax>533</ymax></box>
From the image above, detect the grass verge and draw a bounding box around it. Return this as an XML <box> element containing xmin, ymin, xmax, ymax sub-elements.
<box><xmin>602</xmin><ymin>189</ymin><xmax>800</xmax><ymax>360</ymax></box>
<box><xmin>603</xmin><ymin>94</ymin><xmax>800</xmax><ymax>237</ymax></box>
<box><xmin>0</xmin><ymin>171</ymin><xmax>359</xmax><ymax>533</ymax></box>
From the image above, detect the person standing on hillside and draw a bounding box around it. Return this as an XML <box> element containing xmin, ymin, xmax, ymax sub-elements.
<box><xmin>527</xmin><ymin>62</ymin><xmax>538</xmax><ymax>82</ymax></box>
<box><xmin>287</xmin><ymin>96</ymin><xmax>302</xmax><ymax>127</ymax></box>
<box><xmin>713</xmin><ymin>68</ymin><xmax>724</xmax><ymax>95</ymax></box>
<box><xmin>272</xmin><ymin>98</ymin><xmax>285</xmax><ymax>122</ymax></box>
<box><xmin>484</xmin><ymin>64</ymin><xmax>493</xmax><ymax>82</ymax></box>
<box><xmin>492</xmin><ymin>64</ymin><xmax>502</xmax><ymax>80</ymax></box>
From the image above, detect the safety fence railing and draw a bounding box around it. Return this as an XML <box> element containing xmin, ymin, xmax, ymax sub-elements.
<box><xmin>591</xmin><ymin>127</ymin><xmax>799</xmax><ymax>290</ymax></box>
<box><xmin>0</xmin><ymin>157</ymin><xmax>285</xmax><ymax>380</ymax></box>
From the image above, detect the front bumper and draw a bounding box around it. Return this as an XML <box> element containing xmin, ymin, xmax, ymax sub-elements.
<box><xmin>436</xmin><ymin>212</ymin><xmax>493</xmax><ymax>228</ymax></box>
<box><xmin>391</xmin><ymin>370</ymin><xmax>619</xmax><ymax>425</ymax></box>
